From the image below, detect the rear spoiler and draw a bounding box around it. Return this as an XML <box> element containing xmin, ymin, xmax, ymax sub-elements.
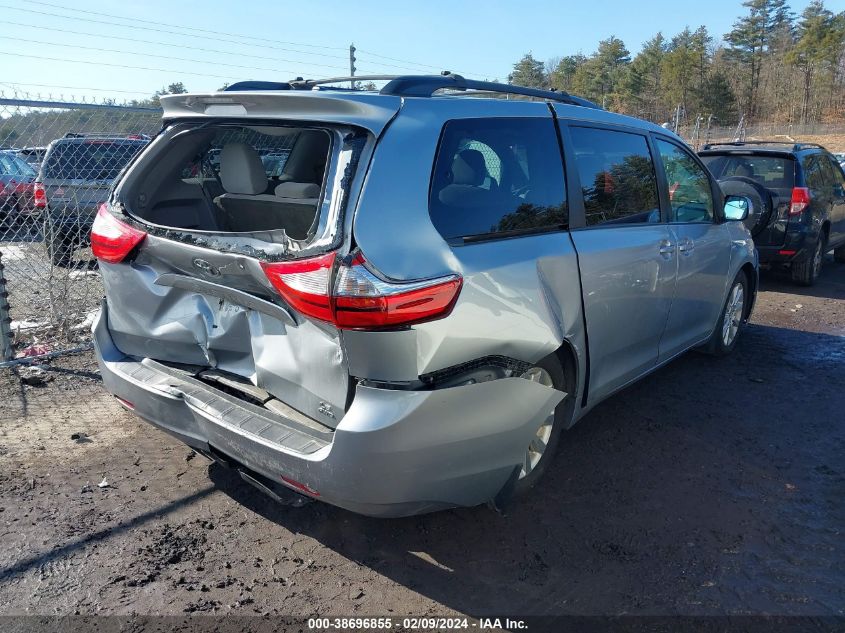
<box><xmin>159</xmin><ymin>92</ymin><xmax>402</xmax><ymax>136</ymax></box>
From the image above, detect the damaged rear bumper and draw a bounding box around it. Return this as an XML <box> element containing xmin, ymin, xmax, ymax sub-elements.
<box><xmin>93</xmin><ymin>303</ymin><xmax>564</xmax><ymax>517</ymax></box>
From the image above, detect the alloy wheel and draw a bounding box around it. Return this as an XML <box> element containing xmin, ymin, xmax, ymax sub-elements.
<box><xmin>722</xmin><ymin>282</ymin><xmax>745</xmax><ymax>347</ymax></box>
<box><xmin>518</xmin><ymin>366</ymin><xmax>556</xmax><ymax>480</ymax></box>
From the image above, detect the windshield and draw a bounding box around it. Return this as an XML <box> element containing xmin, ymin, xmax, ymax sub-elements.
<box><xmin>43</xmin><ymin>140</ymin><xmax>147</xmax><ymax>181</ymax></box>
<box><xmin>700</xmin><ymin>154</ymin><xmax>795</xmax><ymax>190</ymax></box>
<box><xmin>0</xmin><ymin>152</ymin><xmax>37</xmax><ymax>177</ymax></box>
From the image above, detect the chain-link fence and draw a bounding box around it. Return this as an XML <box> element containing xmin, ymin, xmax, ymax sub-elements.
<box><xmin>676</xmin><ymin>118</ymin><xmax>845</xmax><ymax>150</ymax></box>
<box><xmin>0</xmin><ymin>92</ymin><xmax>161</xmax><ymax>372</ymax></box>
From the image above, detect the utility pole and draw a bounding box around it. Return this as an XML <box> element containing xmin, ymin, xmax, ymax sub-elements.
<box><xmin>349</xmin><ymin>43</ymin><xmax>356</xmax><ymax>89</ymax></box>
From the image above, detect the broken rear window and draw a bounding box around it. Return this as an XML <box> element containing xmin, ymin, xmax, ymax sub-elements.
<box><xmin>120</xmin><ymin>124</ymin><xmax>335</xmax><ymax>243</ymax></box>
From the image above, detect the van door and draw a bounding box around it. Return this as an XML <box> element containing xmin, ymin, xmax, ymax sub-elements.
<box><xmin>652</xmin><ymin>136</ymin><xmax>731</xmax><ymax>359</ymax></box>
<box><xmin>562</xmin><ymin>123</ymin><xmax>677</xmax><ymax>404</ymax></box>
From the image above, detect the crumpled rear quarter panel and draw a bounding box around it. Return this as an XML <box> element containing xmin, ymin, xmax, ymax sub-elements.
<box><xmin>99</xmin><ymin>252</ymin><xmax>349</xmax><ymax>425</ymax></box>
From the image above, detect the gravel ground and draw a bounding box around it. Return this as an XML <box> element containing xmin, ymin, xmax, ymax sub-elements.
<box><xmin>0</xmin><ymin>257</ymin><xmax>843</xmax><ymax>619</ymax></box>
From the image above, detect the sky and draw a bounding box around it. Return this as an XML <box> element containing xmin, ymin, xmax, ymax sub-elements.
<box><xmin>0</xmin><ymin>0</ymin><xmax>840</xmax><ymax>103</ymax></box>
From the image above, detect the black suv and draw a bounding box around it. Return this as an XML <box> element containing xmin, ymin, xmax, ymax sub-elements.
<box><xmin>699</xmin><ymin>141</ymin><xmax>845</xmax><ymax>285</ymax></box>
<box><xmin>34</xmin><ymin>134</ymin><xmax>148</xmax><ymax>266</ymax></box>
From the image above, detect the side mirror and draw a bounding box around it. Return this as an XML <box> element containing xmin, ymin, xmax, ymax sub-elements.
<box><xmin>723</xmin><ymin>196</ymin><xmax>750</xmax><ymax>221</ymax></box>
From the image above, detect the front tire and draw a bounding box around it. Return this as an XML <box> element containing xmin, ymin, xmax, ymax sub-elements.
<box><xmin>791</xmin><ymin>234</ymin><xmax>825</xmax><ymax>286</ymax></box>
<box><xmin>834</xmin><ymin>244</ymin><xmax>845</xmax><ymax>263</ymax></box>
<box><xmin>705</xmin><ymin>271</ymin><xmax>749</xmax><ymax>356</ymax></box>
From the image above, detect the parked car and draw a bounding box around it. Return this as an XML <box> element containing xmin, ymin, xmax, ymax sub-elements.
<box><xmin>699</xmin><ymin>141</ymin><xmax>845</xmax><ymax>285</ymax></box>
<box><xmin>14</xmin><ymin>146</ymin><xmax>47</xmax><ymax>170</ymax></box>
<box><xmin>0</xmin><ymin>150</ymin><xmax>38</xmax><ymax>227</ymax></box>
<box><xmin>91</xmin><ymin>76</ymin><xmax>758</xmax><ymax>517</ymax></box>
<box><xmin>35</xmin><ymin>134</ymin><xmax>148</xmax><ymax>265</ymax></box>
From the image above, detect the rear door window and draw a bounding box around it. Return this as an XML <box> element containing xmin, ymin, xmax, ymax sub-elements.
<box><xmin>803</xmin><ymin>155</ymin><xmax>826</xmax><ymax>193</ymax></box>
<box><xmin>429</xmin><ymin>117</ymin><xmax>567</xmax><ymax>243</ymax></box>
<box><xmin>569</xmin><ymin>126</ymin><xmax>660</xmax><ymax>226</ymax></box>
<box><xmin>824</xmin><ymin>155</ymin><xmax>845</xmax><ymax>188</ymax></box>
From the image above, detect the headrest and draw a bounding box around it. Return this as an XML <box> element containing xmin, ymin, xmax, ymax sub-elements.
<box><xmin>275</xmin><ymin>181</ymin><xmax>321</xmax><ymax>199</ymax></box>
<box><xmin>451</xmin><ymin>149</ymin><xmax>487</xmax><ymax>186</ymax></box>
<box><xmin>734</xmin><ymin>163</ymin><xmax>754</xmax><ymax>178</ymax></box>
<box><xmin>218</xmin><ymin>143</ymin><xmax>267</xmax><ymax>195</ymax></box>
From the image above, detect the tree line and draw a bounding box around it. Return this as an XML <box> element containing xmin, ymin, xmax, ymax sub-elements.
<box><xmin>507</xmin><ymin>0</ymin><xmax>845</xmax><ymax>128</ymax></box>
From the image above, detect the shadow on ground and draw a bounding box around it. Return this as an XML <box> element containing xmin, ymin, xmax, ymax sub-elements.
<box><xmin>207</xmin><ymin>323</ymin><xmax>845</xmax><ymax>616</ymax></box>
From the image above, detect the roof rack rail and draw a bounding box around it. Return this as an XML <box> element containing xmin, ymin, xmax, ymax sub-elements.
<box><xmin>379</xmin><ymin>72</ymin><xmax>601</xmax><ymax>108</ymax></box>
<box><xmin>701</xmin><ymin>140</ymin><xmax>826</xmax><ymax>152</ymax></box>
<box><xmin>225</xmin><ymin>73</ymin><xmax>601</xmax><ymax>109</ymax></box>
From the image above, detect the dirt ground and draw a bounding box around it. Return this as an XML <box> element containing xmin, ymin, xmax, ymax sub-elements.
<box><xmin>0</xmin><ymin>258</ymin><xmax>843</xmax><ymax>620</ymax></box>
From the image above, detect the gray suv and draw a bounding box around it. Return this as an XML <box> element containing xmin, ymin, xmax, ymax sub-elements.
<box><xmin>91</xmin><ymin>75</ymin><xmax>758</xmax><ymax>517</ymax></box>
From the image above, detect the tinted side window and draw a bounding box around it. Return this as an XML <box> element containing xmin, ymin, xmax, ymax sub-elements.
<box><xmin>569</xmin><ymin>127</ymin><xmax>660</xmax><ymax>227</ymax></box>
<box><xmin>429</xmin><ymin>118</ymin><xmax>566</xmax><ymax>242</ymax></box>
<box><xmin>803</xmin><ymin>155</ymin><xmax>825</xmax><ymax>192</ymax></box>
<box><xmin>655</xmin><ymin>139</ymin><xmax>714</xmax><ymax>222</ymax></box>
<box><xmin>825</xmin><ymin>155</ymin><xmax>845</xmax><ymax>187</ymax></box>
<box><xmin>816</xmin><ymin>154</ymin><xmax>841</xmax><ymax>190</ymax></box>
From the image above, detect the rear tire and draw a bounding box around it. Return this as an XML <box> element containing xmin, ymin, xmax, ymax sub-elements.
<box><xmin>791</xmin><ymin>234</ymin><xmax>825</xmax><ymax>286</ymax></box>
<box><xmin>44</xmin><ymin>217</ymin><xmax>74</xmax><ymax>267</ymax></box>
<box><xmin>704</xmin><ymin>270</ymin><xmax>749</xmax><ymax>356</ymax></box>
<box><xmin>510</xmin><ymin>353</ymin><xmax>568</xmax><ymax>498</ymax></box>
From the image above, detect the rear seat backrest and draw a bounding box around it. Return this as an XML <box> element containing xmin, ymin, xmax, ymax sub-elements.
<box><xmin>273</xmin><ymin>182</ymin><xmax>321</xmax><ymax>238</ymax></box>
<box><xmin>213</xmin><ymin>143</ymin><xmax>320</xmax><ymax>239</ymax></box>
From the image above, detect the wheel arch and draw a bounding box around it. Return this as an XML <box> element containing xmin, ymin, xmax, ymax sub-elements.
<box><xmin>739</xmin><ymin>261</ymin><xmax>757</xmax><ymax>320</ymax></box>
<box><xmin>552</xmin><ymin>339</ymin><xmax>580</xmax><ymax>429</ymax></box>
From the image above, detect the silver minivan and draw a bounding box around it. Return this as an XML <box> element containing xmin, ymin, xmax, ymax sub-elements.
<box><xmin>92</xmin><ymin>75</ymin><xmax>758</xmax><ymax>517</ymax></box>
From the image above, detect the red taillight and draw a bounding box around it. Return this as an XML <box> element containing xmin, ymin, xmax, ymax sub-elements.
<box><xmin>261</xmin><ymin>252</ymin><xmax>336</xmax><ymax>322</ymax></box>
<box><xmin>790</xmin><ymin>187</ymin><xmax>810</xmax><ymax>216</ymax></box>
<box><xmin>90</xmin><ymin>204</ymin><xmax>147</xmax><ymax>263</ymax></box>
<box><xmin>33</xmin><ymin>182</ymin><xmax>47</xmax><ymax>209</ymax></box>
<box><xmin>333</xmin><ymin>254</ymin><xmax>462</xmax><ymax>329</ymax></box>
<box><xmin>261</xmin><ymin>252</ymin><xmax>463</xmax><ymax>330</ymax></box>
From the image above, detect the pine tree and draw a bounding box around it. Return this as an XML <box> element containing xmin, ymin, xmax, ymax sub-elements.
<box><xmin>628</xmin><ymin>34</ymin><xmax>667</xmax><ymax>119</ymax></box>
<box><xmin>549</xmin><ymin>55</ymin><xmax>587</xmax><ymax>93</ymax></box>
<box><xmin>725</xmin><ymin>0</ymin><xmax>794</xmax><ymax>120</ymax></box>
<box><xmin>508</xmin><ymin>54</ymin><xmax>548</xmax><ymax>88</ymax></box>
